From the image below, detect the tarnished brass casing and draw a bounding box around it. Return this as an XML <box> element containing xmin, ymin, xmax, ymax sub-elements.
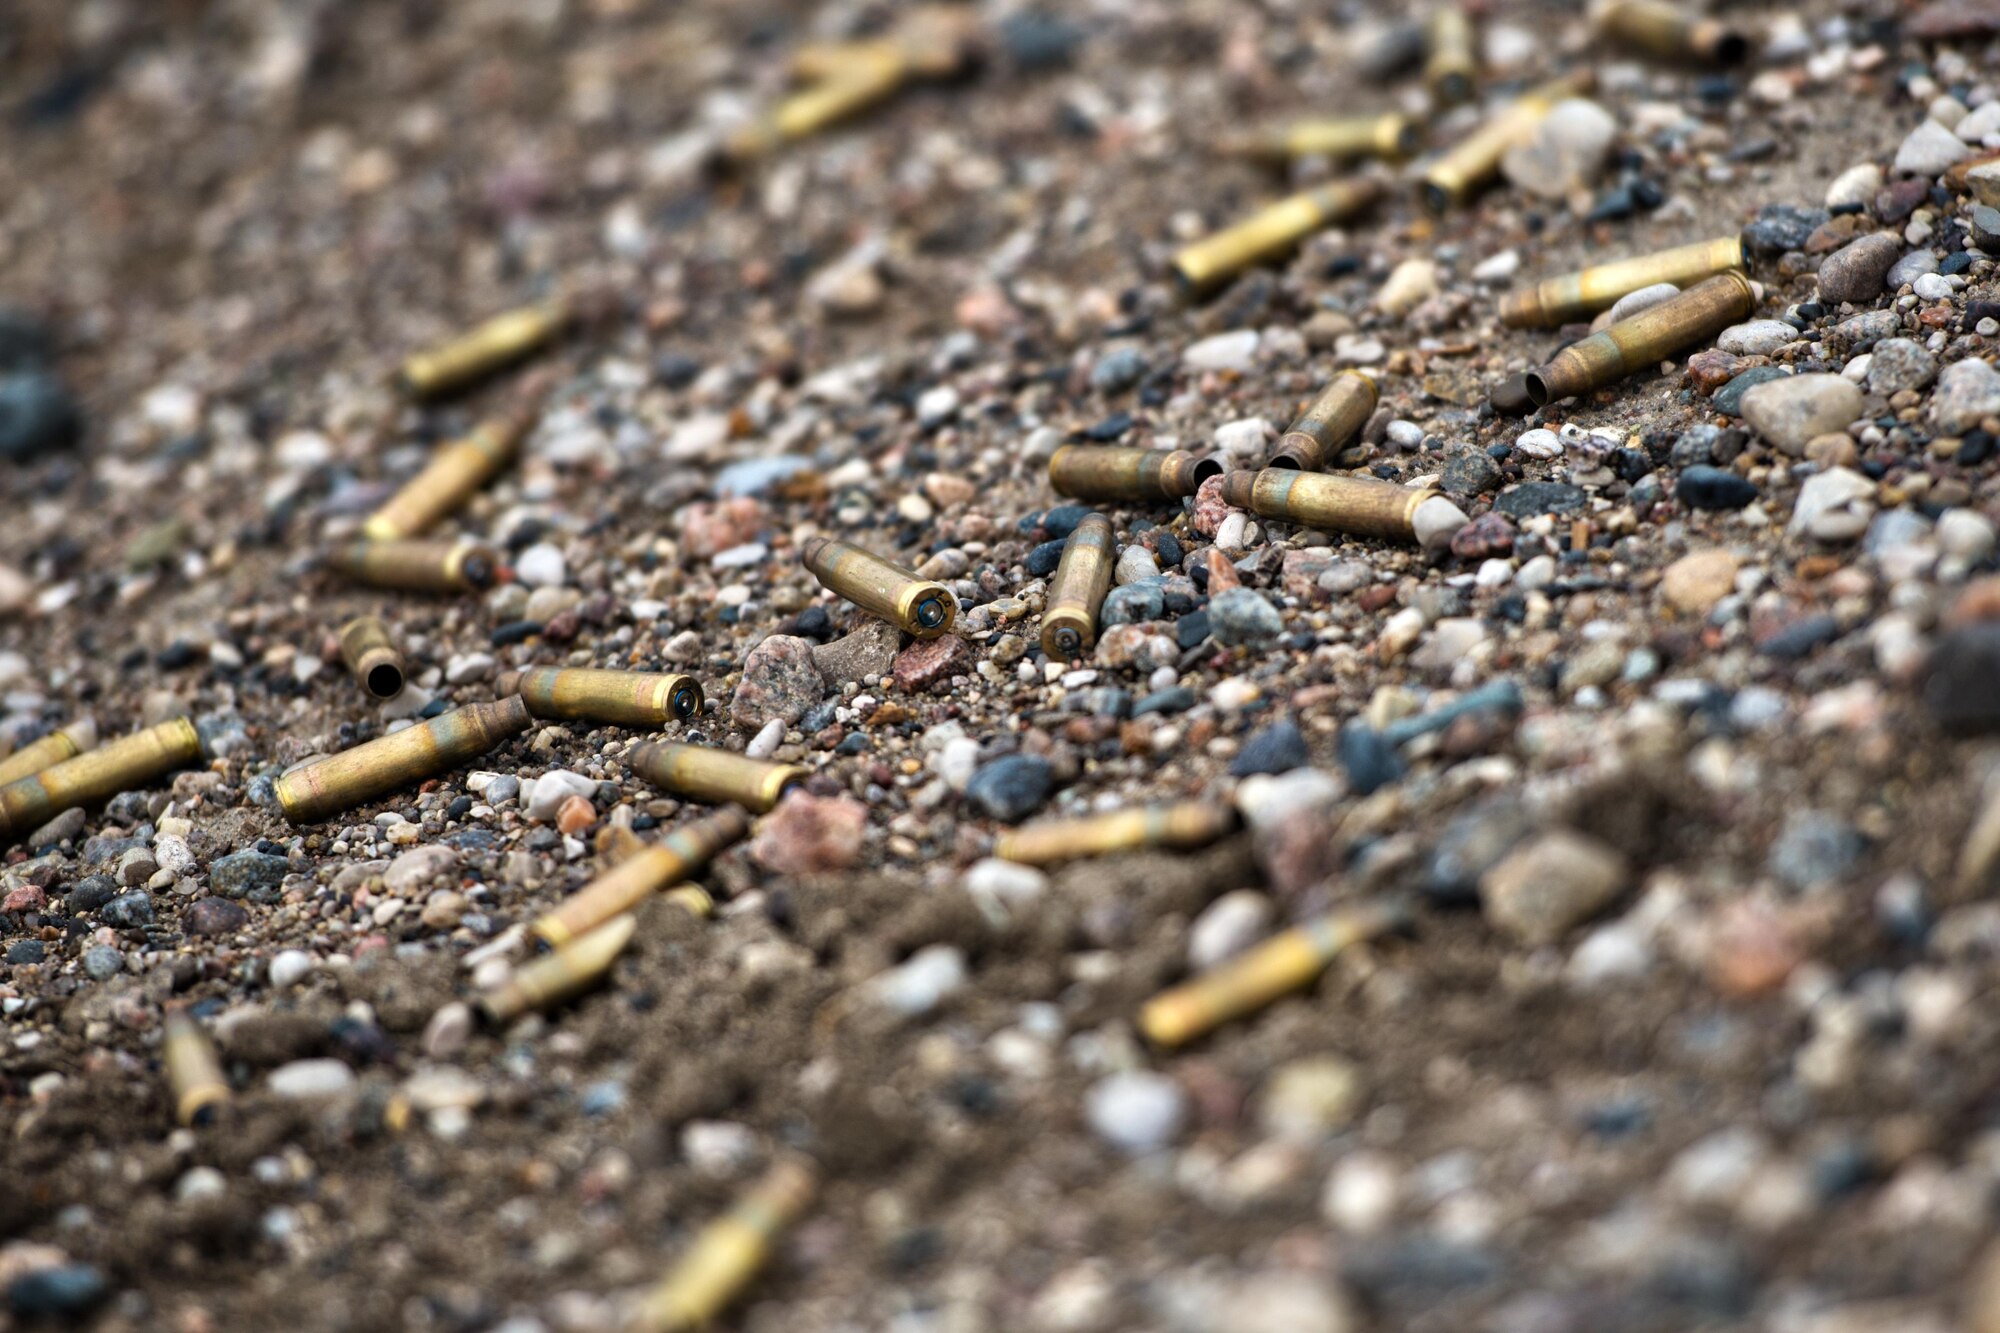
<box><xmin>479</xmin><ymin>913</ymin><xmax>635</xmax><ymax>1024</ymax></box>
<box><xmin>1218</xmin><ymin>114</ymin><xmax>1422</xmax><ymax>164</ymax></box>
<box><xmin>1172</xmin><ymin>179</ymin><xmax>1384</xmax><ymax>294</ymax></box>
<box><xmin>338</xmin><ymin>616</ymin><xmax>406</xmax><ymax>700</ymax></box>
<box><xmin>164</xmin><ymin>1010</ymin><xmax>229</xmax><ymax>1127</ymax></box>
<box><xmin>637</xmin><ymin>1156</ymin><xmax>819</xmax><ymax>1333</ymax></box>
<box><xmin>0</xmin><ymin>718</ymin><xmax>202</xmax><ymax>840</ymax></box>
<box><xmin>1593</xmin><ymin>0</ymin><xmax>1750</xmax><ymax>64</ymax></box>
<box><xmin>531</xmin><ymin>806</ymin><xmax>750</xmax><ymax>948</ymax></box>
<box><xmin>0</xmin><ymin>719</ymin><xmax>97</xmax><ymax>787</ymax></box>
<box><xmin>398</xmin><ymin>302</ymin><xmax>570</xmax><ymax>400</ymax></box>
<box><xmin>1425</xmin><ymin>7</ymin><xmax>1478</xmax><ymax>105</ymax></box>
<box><xmin>1499</xmin><ymin>236</ymin><xmax>1744</xmax><ymax>328</ymax></box>
<box><xmin>274</xmin><ymin>697</ymin><xmax>530</xmax><ymax>824</ymax></box>
<box><xmin>995</xmin><ymin>802</ymin><xmax>1238</xmax><ymax>866</ymax></box>
<box><xmin>1139</xmin><ymin>898</ymin><xmax>1409</xmax><ymax>1046</ymax></box>
<box><xmin>362</xmin><ymin>398</ymin><xmax>541</xmax><ymax>541</ymax></box>
<box><xmin>1420</xmin><ymin>71</ymin><xmax>1596</xmax><ymax>214</ymax></box>
<box><xmin>1220</xmin><ymin>469</ymin><xmax>1440</xmax><ymax>543</ymax></box>
<box><xmin>507</xmin><ymin>668</ymin><xmax>704</xmax><ymax>727</ymax></box>
<box><xmin>626</xmin><ymin>742</ymin><xmax>807</xmax><ymax>814</ymax></box>
<box><xmin>329</xmin><ymin>540</ymin><xmax>499</xmax><ymax>594</ymax></box>
<box><xmin>1040</xmin><ymin>513</ymin><xmax>1116</xmax><ymax>662</ymax></box>
<box><xmin>1047</xmin><ymin>446</ymin><xmax>1223</xmax><ymax>502</ymax></box>
<box><xmin>725</xmin><ymin>42</ymin><xmax>907</xmax><ymax>161</ymax></box>
<box><xmin>800</xmin><ymin>537</ymin><xmax>956</xmax><ymax>638</ymax></box>
<box><xmin>1270</xmin><ymin>372</ymin><xmax>1378</xmax><ymax>471</ymax></box>
<box><xmin>1524</xmin><ymin>270</ymin><xmax>1756</xmax><ymax>405</ymax></box>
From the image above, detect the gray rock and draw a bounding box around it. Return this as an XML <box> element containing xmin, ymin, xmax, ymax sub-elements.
<box><xmin>209</xmin><ymin>848</ymin><xmax>289</xmax><ymax>898</ymax></box>
<box><xmin>811</xmin><ymin>618</ymin><xmax>901</xmax><ymax>686</ymax></box>
<box><xmin>1717</xmin><ymin>320</ymin><xmax>1798</xmax><ymax>357</ymax></box>
<box><xmin>1831</xmin><ymin>309</ymin><xmax>1902</xmax><ymax>351</ymax></box>
<box><xmin>523</xmin><ymin>769</ymin><xmax>594</xmax><ymax>821</ymax></box>
<box><xmin>731</xmin><ymin>634</ymin><xmax>827</xmax><ymax>726</ymax></box>
<box><xmin>1091</xmin><ymin>346</ymin><xmax>1148</xmax><ymax>393</ymax></box>
<box><xmin>1602</xmin><ymin>282</ymin><xmax>1680</xmax><ymax>325</ymax></box>
<box><xmin>1930</xmin><ymin>358</ymin><xmax>2000</xmax><ymax>433</ymax></box>
<box><xmin>1480</xmin><ymin>830</ymin><xmax>1628</xmax><ymax>945</ymax></box>
<box><xmin>82</xmin><ymin>945</ymin><xmax>124</xmax><ymax>980</ymax></box>
<box><xmin>1738</xmin><ymin>374</ymin><xmax>1863</xmax><ymax>454</ymax></box>
<box><xmin>1884</xmin><ymin>249</ymin><xmax>1939</xmax><ymax>290</ymax></box>
<box><xmin>1101</xmin><ymin>583</ymin><xmax>1165</xmax><ymax>626</ymax></box>
<box><xmin>183</xmin><ymin>897</ymin><xmax>249</xmax><ymax>936</ymax></box>
<box><xmin>1864</xmin><ymin>338</ymin><xmax>1938</xmax><ymax>395</ymax></box>
<box><xmin>1814</xmin><ymin>234</ymin><xmax>1902</xmax><ymax>305</ymax></box>
<box><xmin>27</xmin><ymin>806</ymin><xmax>85</xmax><ymax>851</ymax></box>
<box><xmin>384</xmin><ymin>844</ymin><xmax>458</xmax><ymax>893</ymax></box>
<box><xmin>1769</xmin><ymin>811</ymin><xmax>1864</xmax><ymax>890</ymax></box>
<box><xmin>1208</xmin><ymin>587</ymin><xmax>1283</xmax><ymax>646</ymax></box>
<box><xmin>1787</xmin><ymin>466</ymin><xmax>1877</xmax><ymax>541</ymax></box>
<box><xmin>101</xmin><ymin>890</ymin><xmax>153</xmax><ymax>928</ymax></box>
<box><xmin>965</xmin><ymin>754</ymin><xmax>1056</xmax><ymax>823</ymax></box>
<box><xmin>1440</xmin><ymin>450</ymin><xmax>1502</xmax><ymax>497</ymax></box>
<box><xmin>1892</xmin><ymin>120</ymin><xmax>1971</xmax><ymax>177</ymax></box>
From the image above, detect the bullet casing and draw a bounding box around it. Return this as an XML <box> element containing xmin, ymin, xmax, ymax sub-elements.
<box><xmin>479</xmin><ymin>913</ymin><xmax>636</xmax><ymax>1024</ymax></box>
<box><xmin>1220</xmin><ymin>469</ymin><xmax>1441</xmax><ymax>543</ymax></box>
<box><xmin>725</xmin><ymin>43</ymin><xmax>907</xmax><ymax>160</ymax></box>
<box><xmin>1139</xmin><ymin>899</ymin><xmax>1409</xmax><ymax>1046</ymax></box>
<box><xmin>1499</xmin><ymin>236</ymin><xmax>1744</xmax><ymax>328</ymax></box>
<box><xmin>274</xmin><ymin>697</ymin><xmax>530</xmax><ymax>824</ymax></box>
<box><xmin>398</xmin><ymin>302</ymin><xmax>569</xmax><ymax>400</ymax></box>
<box><xmin>1525</xmin><ymin>270</ymin><xmax>1756</xmax><ymax>405</ymax></box>
<box><xmin>0</xmin><ymin>718</ymin><xmax>202</xmax><ymax>840</ymax></box>
<box><xmin>362</xmin><ymin>402</ymin><xmax>540</xmax><ymax>541</ymax></box>
<box><xmin>1270</xmin><ymin>373</ymin><xmax>1378</xmax><ymax>471</ymax></box>
<box><xmin>626</xmin><ymin>741</ymin><xmax>807</xmax><ymax>814</ymax></box>
<box><xmin>1172</xmin><ymin>179</ymin><xmax>1384</xmax><ymax>294</ymax></box>
<box><xmin>164</xmin><ymin>1011</ymin><xmax>229</xmax><ymax>1127</ymax></box>
<box><xmin>995</xmin><ymin>802</ymin><xmax>1238</xmax><ymax>865</ymax></box>
<box><xmin>1425</xmin><ymin>7</ymin><xmax>1478</xmax><ymax>105</ymax></box>
<box><xmin>1047</xmin><ymin>446</ymin><xmax>1223</xmax><ymax>502</ymax></box>
<box><xmin>338</xmin><ymin>616</ymin><xmax>406</xmax><ymax>700</ymax></box>
<box><xmin>800</xmin><ymin>537</ymin><xmax>956</xmax><ymax>638</ymax></box>
<box><xmin>1040</xmin><ymin>514</ymin><xmax>1116</xmax><ymax>662</ymax></box>
<box><xmin>1593</xmin><ymin>0</ymin><xmax>1750</xmax><ymax>64</ymax></box>
<box><xmin>1219</xmin><ymin>114</ymin><xmax>1422</xmax><ymax>164</ymax></box>
<box><xmin>531</xmin><ymin>806</ymin><xmax>750</xmax><ymax>947</ymax></box>
<box><xmin>1420</xmin><ymin>71</ymin><xmax>1595</xmax><ymax>214</ymax></box>
<box><xmin>637</xmin><ymin>1156</ymin><xmax>819</xmax><ymax>1333</ymax></box>
<box><xmin>330</xmin><ymin>540</ymin><xmax>499</xmax><ymax>594</ymax></box>
<box><xmin>509</xmin><ymin>667</ymin><xmax>704</xmax><ymax>728</ymax></box>
<box><xmin>0</xmin><ymin>720</ymin><xmax>97</xmax><ymax>788</ymax></box>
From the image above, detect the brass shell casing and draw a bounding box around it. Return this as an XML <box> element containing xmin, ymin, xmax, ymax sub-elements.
<box><xmin>1420</xmin><ymin>70</ymin><xmax>1596</xmax><ymax>214</ymax></box>
<box><xmin>1499</xmin><ymin>236</ymin><xmax>1744</xmax><ymax>328</ymax></box>
<box><xmin>995</xmin><ymin>802</ymin><xmax>1239</xmax><ymax>866</ymax></box>
<box><xmin>1424</xmin><ymin>7</ymin><xmax>1478</xmax><ymax>105</ymax></box>
<box><xmin>1139</xmin><ymin>899</ymin><xmax>1409</xmax><ymax>1047</ymax></box>
<box><xmin>273</xmin><ymin>697</ymin><xmax>530</xmax><ymax>824</ymax></box>
<box><xmin>1219</xmin><ymin>114</ymin><xmax>1423</xmax><ymax>164</ymax></box>
<box><xmin>0</xmin><ymin>720</ymin><xmax>97</xmax><ymax>788</ymax></box>
<box><xmin>508</xmin><ymin>667</ymin><xmax>704</xmax><ymax>728</ymax></box>
<box><xmin>479</xmin><ymin>913</ymin><xmax>635</xmax><ymax>1025</ymax></box>
<box><xmin>338</xmin><ymin>616</ymin><xmax>406</xmax><ymax>700</ymax></box>
<box><xmin>1047</xmin><ymin>446</ymin><xmax>1224</xmax><ymax>502</ymax></box>
<box><xmin>531</xmin><ymin>806</ymin><xmax>749</xmax><ymax>948</ymax></box>
<box><xmin>1040</xmin><ymin>513</ymin><xmax>1116</xmax><ymax>662</ymax></box>
<box><xmin>329</xmin><ymin>540</ymin><xmax>499</xmax><ymax>594</ymax></box>
<box><xmin>398</xmin><ymin>302</ymin><xmax>570</xmax><ymax>401</ymax></box>
<box><xmin>626</xmin><ymin>742</ymin><xmax>807</xmax><ymax>814</ymax></box>
<box><xmin>0</xmin><ymin>718</ymin><xmax>202</xmax><ymax>840</ymax></box>
<box><xmin>164</xmin><ymin>1010</ymin><xmax>230</xmax><ymax>1127</ymax></box>
<box><xmin>725</xmin><ymin>42</ymin><xmax>908</xmax><ymax>161</ymax></box>
<box><xmin>1593</xmin><ymin>0</ymin><xmax>1750</xmax><ymax>64</ymax></box>
<box><xmin>362</xmin><ymin>401</ymin><xmax>540</xmax><ymax>541</ymax></box>
<box><xmin>1524</xmin><ymin>270</ymin><xmax>1756</xmax><ymax>406</ymax></box>
<box><xmin>1173</xmin><ymin>179</ymin><xmax>1384</xmax><ymax>295</ymax></box>
<box><xmin>636</xmin><ymin>1156</ymin><xmax>819</xmax><ymax>1333</ymax></box>
<box><xmin>1220</xmin><ymin>469</ymin><xmax>1439</xmax><ymax>543</ymax></box>
<box><xmin>799</xmin><ymin>537</ymin><xmax>956</xmax><ymax>638</ymax></box>
<box><xmin>1270</xmin><ymin>373</ymin><xmax>1378</xmax><ymax>471</ymax></box>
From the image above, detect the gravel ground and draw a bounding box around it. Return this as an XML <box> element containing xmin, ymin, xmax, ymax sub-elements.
<box><xmin>7</xmin><ymin>1</ymin><xmax>2000</xmax><ymax>1331</ymax></box>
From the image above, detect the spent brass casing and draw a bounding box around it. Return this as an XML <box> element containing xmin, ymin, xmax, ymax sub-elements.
<box><xmin>0</xmin><ymin>719</ymin><xmax>97</xmax><ymax>788</ymax></box>
<box><xmin>362</xmin><ymin>401</ymin><xmax>540</xmax><ymax>541</ymax></box>
<box><xmin>1041</xmin><ymin>513</ymin><xmax>1116</xmax><ymax>662</ymax></box>
<box><xmin>0</xmin><ymin>719</ymin><xmax>202</xmax><ymax>840</ymax></box>
<box><xmin>1218</xmin><ymin>114</ymin><xmax>1423</xmax><ymax>164</ymax></box>
<box><xmin>1270</xmin><ymin>372</ymin><xmax>1378</xmax><ymax>472</ymax></box>
<box><xmin>329</xmin><ymin>540</ymin><xmax>499</xmax><ymax>594</ymax></box>
<box><xmin>398</xmin><ymin>302</ymin><xmax>570</xmax><ymax>400</ymax></box>
<box><xmin>1047</xmin><ymin>446</ymin><xmax>1224</xmax><ymax>502</ymax></box>
<box><xmin>1424</xmin><ymin>7</ymin><xmax>1478</xmax><ymax>105</ymax></box>
<box><xmin>273</xmin><ymin>697</ymin><xmax>530</xmax><ymax>824</ymax></box>
<box><xmin>1524</xmin><ymin>270</ymin><xmax>1756</xmax><ymax>406</ymax></box>
<box><xmin>1220</xmin><ymin>469</ymin><xmax>1440</xmax><ymax>543</ymax></box>
<box><xmin>724</xmin><ymin>42</ymin><xmax>908</xmax><ymax>162</ymax></box>
<box><xmin>626</xmin><ymin>742</ymin><xmax>807</xmax><ymax>814</ymax></box>
<box><xmin>1139</xmin><ymin>898</ymin><xmax>1410</xmax><ymax>1046</ymax></box>
<box><xmin>800</xmin><ymin>537</ymin><xmax>956</xmax><ymax>639</ymax></box>
<box><xmin>995</xmin><ymin>802</ymin><xmax>1238</xmax><ymax>866</ymax></box>
<box><xmin>164</xmin><ymin>1010</ymin><xmax>229</xmax><ymax>1128</ymax></box>
<box><xmin>479</xmin><ymin>913</ymin><xmax>635</xmax><ymax>1025</ymax></box>
<box><xmin>531</xmin><ymin>806</ymin><xmax>747</xmax><ymax>947</ymax></box>
<box><xmin>1172</xmin><ymin>179</ymin><xmax>1384</xmax><ymax>294</ymax></box>
<box><xmin>507</xmin><ymin>667</ymin><xmax>704</xmax><ymax>728</ymax></box>
<box><xmin>1420</xmin><ymin>71</ymin><xmax>1596</xmax><ymax>214</ymax></box>
<box><xmin>338</xmin><ymin>616</ymin><xmax>406</xmax><ymax>700</ymax></box>
<box><xmin>1499</xmin><ymin>236</ymin><xmax>1744</xmax><ymax>328</ymax></box>
<box><xmin>637</xmin><ymin>1155</ymin><xmax>819</xmax><ymax>1333</ymax></box>
<box><xmin>1593</xmin><ymin>0</ymin><xmax>1750</xmax><ymax>64</ymax></box>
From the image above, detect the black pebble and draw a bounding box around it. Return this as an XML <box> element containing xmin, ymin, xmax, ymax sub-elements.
<box><xmin>1675</xmin><ymin>465</ymin><xmax>1758</xmax><ymax>511</ymax></box>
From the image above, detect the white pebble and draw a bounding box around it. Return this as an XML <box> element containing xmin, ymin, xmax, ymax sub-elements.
<box><xmin>1182</xmin><ymin>330</ymin><xmax>1260</xmax><ymax>373</ymax></box>
<box><xmin>868</xmin><ymin>945</ymin><xmax>966</xmax><ymax>1017</ymax></box>
<box><xmin>745</xmin><ymin>719</ymin><xmax>785</xmax><ymax>760</ymax></box>
<box><xmin>1412</xmin><ymin>495</ymin><xmax>1470</xmax><ymax>553</ymax></box>
<box><xmin>514</xmin><ymin>543</ymin><xmax>567</xmax><ymax>588</ymax></box>
<box><xmin>268</xmin><ymin>1059</ymin><xmax>357</xmax><ymax>1100</ymax></box>
<box><xmin>1514</xmin><ymin>428</ymin><xmax>1563</xmax><ymax>459</ymax></box>
<box><xmin>268</xmin><ymin>949</ymin><xmax>313</xmax><ymax>990</ymax></box>
<box><xmin>1187</xmin><ymin>890</ymin><xmax>1274</xmax><ymax>969</ymax></box>
<box><xmin>1085</xmin><ymin>1070</ymin><xmax>1186</xmax><ymax>1154</ymax></box>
